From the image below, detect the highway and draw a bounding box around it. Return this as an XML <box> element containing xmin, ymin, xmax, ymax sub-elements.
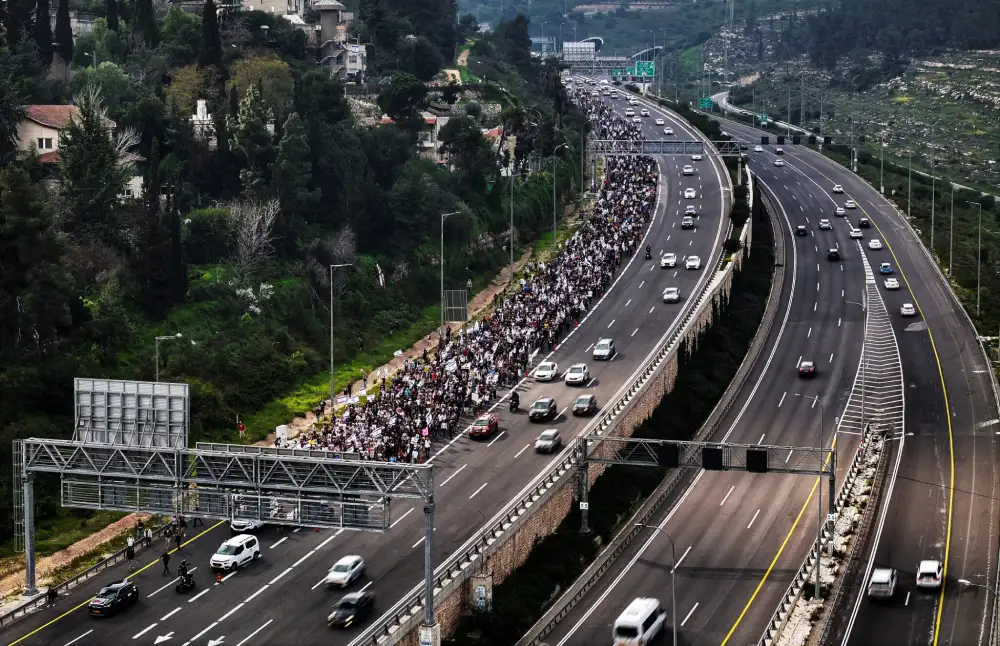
<box><xmin>539</xmin><ymin>92</ymin><xmax>885</xmax><ymax>646</ymax></box>
<box><xmin>712</xmin><ymin>112</ymin><xmax>1000</xmax><ymax>646</ymax></box>
<box><xmin>2</xmin><ymin>93</ymin><xmax>731</xmax><ymax>646</ymax></box>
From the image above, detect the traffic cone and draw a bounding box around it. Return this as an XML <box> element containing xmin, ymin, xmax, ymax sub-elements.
<box><xmin>217</xmin><ymin>572</ymin><xmax>222</xmax><ymax>584</ymax></box>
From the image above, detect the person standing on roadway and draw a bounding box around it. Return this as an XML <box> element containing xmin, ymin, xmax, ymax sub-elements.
<box><xmin>161</xmin><ymin>550</ymin><xmax>171</xmax><ymax>576</ymax></box>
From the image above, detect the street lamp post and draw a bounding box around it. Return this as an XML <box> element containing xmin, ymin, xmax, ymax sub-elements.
<box><xmin>958</xmin><ymin>579</ymin><xmax>998</xmax><ymax>597</ymax></box>
<box><xmin>634</xmin><ymin>523</ymin><xmax>678</xmax><ymax>646</ymax></box>
<box><xmin>154</xmin><ymin>333</ymin><xmax>184</xmax><ymax>382</ymax></box>
<box><xmin>968</xmin><ymin>202</ymin><xmax>983</xmax><ymax>317</ymax></box>
<box><xmin>440</xmin><ymin>212</ymin><xmax>460</xmax><ymax>331</ymax></box>
<box><xmin>329</xmin><ymin>263</ymin><xmax>353</xmax><ymax>407</ymax></box>
<box><xmin>553</xmin><ymin>143</ymin><xmax>569</xmax><ymax>248</ymax></box>
<box><xmin>795</xmin><ymin>393</ymin><xmax>827</xmax><ymax>600</ymax></box>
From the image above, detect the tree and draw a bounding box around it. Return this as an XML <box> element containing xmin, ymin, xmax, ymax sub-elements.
<box><xmin>133</xmin><ymin>0</ymin><xmax>159</xmax><ymax>47</ymax></box>
<box><xmin>377</xmin><ymin>72</ymin><xmax>428</xmax><ymax>130</ymax></box>
<box><xmin>3</xmin><ymin>0</ymin><xmax>35</xmax><ymax>47</ymax></box>
<box><xmin>228</xmin><ymin>84</ymin><xmax>276</xmax><ymax>198</ymax></box>
<box><xmin>72</xmin><ymin>62</ymin><xmax>131</xmax><ymax>115</ymax></box>
<box><xmin>167</xmin><ymin>64</ymin><xmax>210</xmax><ymax>114</ymax></box>
<box><xmin>199</xmin><ymin>0</ymin><xmax>222</xmax><ymax>68</ymax></box>
<box><xmin>54</xmin><ymin>0</ymin><xmax>73</xmax><ymax>64</ymax></box>
<box><xmin>34</xmin><ymin>0</ymin><xmax>53</xmax><ymax>66</ymax></box>
<box><xmin>743</xmin><ymin>0</ymin><xmax>758</xmax><ymax>36</ymax></box>
<box><xmin>58</xmin><ymin>84</ymin><xmax>140</xmax><ymax>249</ymax></box>
<box><xmin>273</xmin><ymin>112</ymin><xmax>319</xmax><ymax>252</ymax></box>
<box><xmin>160</xmin><ymin>7</ymin><xmax>201</xmax><ymax>66</ymax></box>
<box><xmin>0</xmin><ymin>67</ymin><xmax>26</xmax><ymax>165</ymax></box>
<box><xmin>437</xmin><ymin>115</ymin><xmax>493</xmax><ymax>196</ymax></box>
<box><xmin>227</xmin><ymin>198</ymin><xmax>278</xmax><ymax>279</ymax></box>
<box><xmin>229</xmin><ymin>56</ymin><xmax>294</xmax><ymax>122</ymax></box>
<box><xmin>0</xmin><ymin>162</ymin><xmax>74</xmax><ymax>359</ymax></box>
<box><xmin>106</xmin><ymin>0</ymin><xmax>119</xmax><ymax>31</ymax></box>
<box><xmin>397</xmin><ymin>35</ymin><xmax>445</xmax><ymax>82</ymax></box>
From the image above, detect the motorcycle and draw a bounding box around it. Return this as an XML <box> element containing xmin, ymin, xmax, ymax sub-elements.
<box><xmin>509</xmin><ymin>398</ymin><xmax>520</xmax><ymax>413</ymax></box>
<box><xmin>175</xmin><ymin>574</ymin><xmax>196</xmax><ymax>594</ymax></box>
<box><xmin>645</xmin><ymin>249</ymin><xmax>652</xmax><ymax>260</ymax></box>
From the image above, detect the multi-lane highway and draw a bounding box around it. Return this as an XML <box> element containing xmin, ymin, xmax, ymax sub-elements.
<box><xmin>539</xmin><ymin>91</ymin><xmax>877</xmax><ymax>646</ymax></box>
<box><xmin>710</xmin><ymin>114</ymin><xmax>1000</xmax><ymax>646</ymax></box>
<box><xmin>3</xmin><ymin>94</ymin><xmax>730</xmax><ymax>646</ymax></box>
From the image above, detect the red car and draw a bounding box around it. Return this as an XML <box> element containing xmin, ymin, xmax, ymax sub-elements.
<box><xmin>469</xmin><ymin>414</ymin><xmax>499</xmax><ymax>439</ymax></box>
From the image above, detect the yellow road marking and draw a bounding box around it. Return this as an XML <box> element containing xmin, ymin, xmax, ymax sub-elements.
<box><xmin>6</xmin><ymin>520</ymin><xmax>225</xmax><ymax>646</ymax></box>
<box><xmin>788</xmin><ymin>152</ymin><xmax>956</xmax><ymax>646</ymax></box>
<box><xmin>721</xmin><ymin>435</ymin><xmax>838</xmax><ymax>645</ymax></box>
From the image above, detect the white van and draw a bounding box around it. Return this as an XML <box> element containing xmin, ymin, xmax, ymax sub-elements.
<box><xmin>612</xmin><ymin>597</ymin><xmax>666</xmax><ymax>645</ymax></box>
<box><xmin>624</xmin><ymin>108</ymin><xmax>635</xmax><ymax>117</ymax></box>
<box><xmin>210</xmin><ymin>534</ymin><xmax>260</xmax><ymax>571</ymax></box>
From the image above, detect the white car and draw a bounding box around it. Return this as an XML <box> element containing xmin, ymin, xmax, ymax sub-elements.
<box><xmin>533</xmin><ymin>361</ymin><xmax>559</xmax><ymax>381</ymax></box>
<box><xmin>682</xmin><ymin>165</ymin><xmax>694</xmax><ymax>176</ymax></box>
<box><xmin>845</xmin><ymin>199</ymin><xmax>857</xmax><ymax>209</ymax></box>
<box><xmin>884</xmin><ymin>278</ymin><xmax>900</xmax><ymax>290</ymax></box>
<box><xmin>683</xmin><ymin>188</ymin><xmax>697</xmax><ymax>199</ymax></box>
<box><xmin>210</xmin><ymin>534</ymin><xmax>261</xmax><ymax>571</ymax></box>
<box><xmin>325</xmin><ymin>555</ymin><xmax>365</xmax><ymax>588</ymax></box>
<box><xmin>592</xmin><ymin>338</ymin><xmax>615</xmax><ymax>360</ymax></box>
<box><xmin>832</xmin><ymin>184</ymin><xmax>844</xmax><ymax>194</ymax></box>
<box><xmin>655</xmin><ymin>118</ymin><xmax>665</xmax><ymax>126</ymax></box>
<box><xmin>685</xmin><ymin>256</ymin><xmax>702</xmax><ymax>270</ymax></box>
<box><xmin>663</xmin><ymin>127</ymin><xmax>674</xmax><ymax>135</ymax></box>
<box><xmin>662</xmin><ymin>287</ymin><xmax>680</xmax><ymax>303</ymax></box>
<box><xmin>691</xmin><ymin>153</ymin><xmax>703</xmax><ymax>161</ymax></box>
<box><xmin>660</xmin><ymin>252</ymin><xmax>677</xmax><ymax>268</ymax></box>
<box><xmin>818</xmin><ymin>219</ymin><xmax>832</xmax><ymax>230</ymax></box>
<box><xmin>230</xmin><ymin>518</ymin><xmax>264</xmax><ymax>533</ymax></box>
<box><xmin>684</xmin><ymin>204</ymin><xmax>697</xmax><ymax>215</ymax></box>
<box><xmin>680</xmin><ymin>215</ymin><xmax>695</xmax><ymax>229</ymax></box>
<box><xmin>835</xmin><ymin>207</ymin><xmax>846</xmax><ymax>216</ymax></box>
<box><xmin>640</xmin><ymin>109</ymin><xmax>649</xmax><ymax>116</ymax></box>
<box><xmin>565</xmin><ymin>363</ymin><xmax>590</xmax><ymax>385</ymax></box>
<box><xmin>916</xmin><ymin>560</ymin><xmax>943</xmax><ymax>589</ymax></box>
<box><xmin>773</xmin><ymin>159</ymin><xmax>784</xmax><ymax>167</ymax></box>
<box><xmin>849</xmin><ymin>229</ymin><xmax>863</xmax><ymax>239</ymax></box>
<box><xmin>901</xmin><ymin>303</ymin><xmax>916</xmax><ymax>316</ymax></box>
<box><xmin>868</xmin><ymin>568</ymin><xmax>898</xmax><ymax>599</ymax></box>
<box><xmin>754</xmin><ymin>145</ymin><xmax>763</xmax><ymax>153</ymax></box>
<box><xmin>632</xmin><ymin>116</ymin><xmax>641</xmax><ymax>123</ymax></box>
<box><xmin>869</xmin><ymin>239</ymin><xmax>883</xmax><ymax>250</ymax></box>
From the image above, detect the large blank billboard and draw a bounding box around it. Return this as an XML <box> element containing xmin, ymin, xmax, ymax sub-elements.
<box><xmin>562</xmin><ymin>41</ymin><xmax>597</xmax><ymax>61</ymax></box>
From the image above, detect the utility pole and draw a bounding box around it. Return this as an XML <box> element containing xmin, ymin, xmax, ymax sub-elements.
<box><xmin>907</xmin><ymin>153</ymin><xmax>912</xmax><ymax>221</ymax></box>
<box><xmin>949</xmin><ymin>190</ymin><xmax>955</xmax><ymax>276</ymax></box>
<box><xmin>800</xmin><ymin>77</ymin><xmax>804</xmax><ymax>129</ymax></box>
<box><xmin>931</xmin><ymin>176</ymin><xmax>936</xmax><ymax>254</ymax></box>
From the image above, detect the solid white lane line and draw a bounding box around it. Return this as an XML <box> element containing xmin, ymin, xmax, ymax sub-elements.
<box><xmin>247</xmin><ymin>584</ymin><xmax>271</xmax><ymax>600</ymax></box>
<box><xmin>190</xmin><ymin>621</ymin><xmax>218</xmax><ymax>643</ymax></box>
<box><xmin>778</xmin><ymin>391</ymin><xmax>787</xmax><ymax>407</ymax></box>
<box><xmin>440</xmin><ymin>464</ymin><xmax>467</xmax><ymax>486</ymax></box>
<box><xmin>758</xmin><ymin>433</ymin><xmax>765</xmax><ymax>445</ymax></box>
<box><xmin>269</xmin><ymin>567</ymin><xmax>293</xmax><ymax>585</ymax></box>
<box><xmin>270</xmin><ymin>536</ymin><xmax>288</xmax><ymax>549</ymax></box>
<box><xmin>219</xmin><ymin>602</ymin><xmax>245</xmax><ymax>622</ymax></box>
<box><xmin>681</xmin><ymin>603</ymin><xmax>699</xmax><ymax>627</ymax></box>
<box><xmin>292</xmin><ymin>550</ymin><xmax>316</xmax><ymax>568</ymax></box>
<box><xmin>675</xmin><ymin>545</ymin><xmax>692</xmax><ymax>569</ymax></box>
<box><xmin>161</xmin><ymin>607</ymin><xmax>182</xmax><ymax>621</ymax></box>
<box><xmin>469</xmin><ymin>482</ymin><xmax>488</xmax><ymax>500</ymax></box>
<box><xmin>720</xmin><ymin>486</ymin><xmax>735</xmax><ymax>506</ymax></box>
<box><xmin>515</xmin><ymin>443</ymin><xmax>531</xmax><ymax>458</ymax></box>
<box><xmin>487</xmin><ymin>431</ymin><xmax>506</xmax><ymax>447</ymax></box>
<box><xmin>63</xmin><ymin>630</ymin><xmax>94</xmax><ymax>646</ymax></box>
<box><xmin>390</xmin><ymin>507</ymin><xmax>414</xmax><ymax>529</ymax></box>
<box><xmin>188</xmin><ymin>589</ymin><xmax>209</xmax><ymax>603</ymax></box>
<box><xmin>748</xmin><ymin>509</ymin><xmax>761</xmax><ymax>529</ymax></box>
<box><xmin>133</xmin><ymin>623</ymin><xmax>158</xmax><ymax>640</ymax></box>
<box><xmin>235</xmin><ymin>620</ymin><xmax>274</xmax><ymax>646</ymax></box>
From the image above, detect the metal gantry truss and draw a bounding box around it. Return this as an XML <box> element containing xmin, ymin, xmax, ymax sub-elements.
<box><xmin>586</xmin><ymin>140</ymin><xmax>744</xmax><ymax>157</ymax></box>
<box><xmin>567</xmin><ymin>57</ymin><xmax>631</xmax><ymax>72</ymax></box>
<box><xmin>74</xmin><ymin>378</ymin><xmax>190</xmax><ymax>449</ymax></box>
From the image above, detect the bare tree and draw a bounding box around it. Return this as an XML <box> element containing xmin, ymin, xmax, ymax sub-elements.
<box><xmin>227</xmin><ymin>198</ymin><xmax>279</xmax><ymax>280</ymax></box>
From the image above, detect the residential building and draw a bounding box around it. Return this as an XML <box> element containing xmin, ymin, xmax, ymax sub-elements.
<box><xmin>190</xmin><ymin>99</ymin><xmax>217</xmax><ymax>150</ymax></box>
<box><xmin>315</xmin><ymin>0</ymin><xmax>367</xmax><ymax>83</ymax></box>
<box><xmin>16</xmin><ymin>105</ymin><xmax>145</xmax><ymax>199</ymax></box>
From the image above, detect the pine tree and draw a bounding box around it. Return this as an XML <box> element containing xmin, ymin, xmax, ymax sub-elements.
<box><xmin>54</xmin><ymin>0</ymin><xmax>73</xmax><ymax>63</ymax></box>
<box><xmin>227</xmin><ymin>85</ymin><xmax>275</xmax><ymax>199</ymax></box>
<box><xmin>199</xmin><ymin>0</ymin><xmax>222</xmax><ymax>68</ymax></box>
<box><xmin>133</xmin><ymin>0</ymin><xmax>159</xmax><ymax>47</ymax></box>
<box><xmin>106</xmin><ymin>0</ymin><xmax>119</xmax><ymax>32</ymax></box>
<box><xmin>273</xmin><ymin>112</ymin><xmax>319</xmax><ymax>253</ymax></box>
<box><xmin>2</xmin><ymin>0</ymin><xmax>35</xmax><ymax>47</ymax></box>
<box><xmin>34</xmin><ymin>0</ymin><xmax>53</xmax><ymax>66</ymax></box>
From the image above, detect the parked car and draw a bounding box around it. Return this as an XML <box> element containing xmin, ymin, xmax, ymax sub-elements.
<box><xmin>89</xmin><ymin>580</ymin><xmax>139</xmax><ymax>617</ymax></box>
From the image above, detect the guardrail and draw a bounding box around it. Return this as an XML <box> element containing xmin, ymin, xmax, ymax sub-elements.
<box><xmin>0</xmin><ymin>521</ymin><xmax>171</xmax><ymax>629</ymax></box>
<box><xmin>515</xmin><ymin>176</ymin><xmax>784</xmax><ymax>646</ymax></box>
<box><xmin>355</xmin><ymin>108</ymin><xmax>737</xmax><ymax>646</ymax></box>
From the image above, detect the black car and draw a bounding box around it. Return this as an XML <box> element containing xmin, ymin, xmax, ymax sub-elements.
<box><xmin>798</xmin><ymin>361</ymin><xmax>817</xmax><ymax>378</ymax></box>
<box><xmin>827</xmin><ymin>248</ymin><xmax>841</xmax><ymax>261</ymax></box>
<box><xmin>327</xmin><ymin>591</ymin><xmax>375</xmax><ymax>628</ymax></box>
<box><xmin>573</xmin><ymin>394</ymin><xmax>598</xmax><ymax>416</ymax></box>
<box><xmin>529</xmin><ymin>397</ymin><xmax>558</xmax><ymax>422</ymax></box>
<box><xmin>89</xmin><ymin>580</ymin><xmax>139</xmax><ymax>617</ymax></box>
<box><xmin>795</xmin><ymin>225</ymin><xmax>807</xmax><ymax>237</ymax></box>
<box><xmin>859</xmin><ymin>218</ymin><xmax>871</xmax><ymax>229</ymax></box>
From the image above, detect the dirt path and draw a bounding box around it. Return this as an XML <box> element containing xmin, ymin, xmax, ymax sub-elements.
<box><xmin>442</xmin><ymin>69</ymin><xmax>462</xmax><ymax>84</ymax></box>
<box><xmin>457</xmin><ymin>48</ymin><xmax>470</xmax><ymax>67</ymax></box>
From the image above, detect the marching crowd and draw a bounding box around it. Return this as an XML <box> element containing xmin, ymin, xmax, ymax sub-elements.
<box><xmin>278</xmin><ymin>89</ymin><xmax>659</xmax><ymax>463</ymax></box>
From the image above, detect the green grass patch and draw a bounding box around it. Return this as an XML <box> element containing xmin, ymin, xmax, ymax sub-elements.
<box><xmin>0</xmin><ymin>509</ymin><xmax>128</xmax><ymax>563</ymax></box>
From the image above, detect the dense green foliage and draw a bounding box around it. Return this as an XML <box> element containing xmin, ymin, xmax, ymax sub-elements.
<box><xmin>0</xmin><ymin>1</ymin><xmax>586</xmax><ymax>548</ymax></box>
<box><xmin>443</xmin><ymin>173</ymin><xmax>775</xmax><ymax>646</ymax></box>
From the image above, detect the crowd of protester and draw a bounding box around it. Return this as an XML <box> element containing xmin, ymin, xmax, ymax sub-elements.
<box><xmin>278</xmin><ymin>86</ymin><xmax>658</xmax><ymax>462</ymax></box>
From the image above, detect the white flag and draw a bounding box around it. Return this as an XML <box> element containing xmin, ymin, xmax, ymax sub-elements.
<box><xmin>375</xmin><ymin>262</ymin><xmax>385</xmax><ymax>288</ymax></box>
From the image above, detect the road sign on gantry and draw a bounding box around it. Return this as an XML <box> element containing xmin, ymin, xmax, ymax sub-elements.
<box><xmin>699</xmin><ymin>97</ymin><xmax>713</xmax><ymax>110</ymax></box>
<box><xmin>635</xmin><ymin>61</ymin><xmax>655</xmax><ymax>77</ymax></box>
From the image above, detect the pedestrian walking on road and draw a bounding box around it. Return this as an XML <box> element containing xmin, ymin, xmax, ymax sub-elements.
<box><xmin>174</xmin><ymin>532</ymin><xmax>183</xmax><ymax>551</ymax></box>
<box><xmin>144</xmin><ymin>527</ymin><xmax>152</xmax><ymax>547</ymax></box>
<box><xmin>161</xmin><ymin>550</ymin><xmax>171</xmax><ymax>576</ymax></box>
<box><xmin>125</xmin><ymin>544</ymin><xmax>136</xmax><ymax>572</ymax></box>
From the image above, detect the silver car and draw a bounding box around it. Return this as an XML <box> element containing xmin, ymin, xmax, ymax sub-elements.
<box><xmin>592</xmin><ymin>338</ymin><xmax>615</xmax><ymax>360</ymax></box>
<box><xmin>662</xmin><ymin>287</ymin><xmax>680</xmax><ymax>303</ymax></box>
<box><xmin>534</xmin><ymin>429</ymin><xmax>562</xmax><ymax>453</ymax></box>
<box><xmin>565</xmin><ymin>363</ymin><xmax>590</xmax><ymax>385</ymax></box>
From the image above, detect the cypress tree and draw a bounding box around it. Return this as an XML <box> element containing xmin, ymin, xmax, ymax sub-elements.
<box><xmin>199</xmin><ymin>0</ymin><xmax>222</xmax><ymax>68</ymax></box>
<box><xmin>54</xmin><ymin>0</ymin><xmax>73</xmax><ymax>64</ymax></box>
<box><xmin>133</xmin><ymin>0</ymin><xmax>159</xmax><ymax>47</ymax></box>
<box><xmin>106</xmin><ymin>0</ymin><xmax>119</xmax><ymax>32</ymax></box>
<box><xmin>34</xmin><ymin>0</ymin><xmax>54</xmax><ymax>66</ymax></box>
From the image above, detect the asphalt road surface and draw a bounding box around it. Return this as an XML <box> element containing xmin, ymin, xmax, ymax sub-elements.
<box><xmin>3</xmin><ymin>99</ymin><xmax>730</xmax><ymax>646</ymax></box>
<box><xmin>539</xmin><ymin>94</ymin><xmax>884</xmax><ymax>646</ymax></box>
<box><xmin>717</xmin><ymin>115</ymin><xmax>1000</xmax><ymax>646</ymax></box>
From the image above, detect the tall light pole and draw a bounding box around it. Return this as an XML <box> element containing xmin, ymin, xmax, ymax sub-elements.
<box><xmin>440</xmin><ymin>212</ymin><xmax>460</xmax><ymax>331</ymax></box>
<box><xmin>634</xmin><ymin>524</ymin><xmax>678</xmax><ymax>646</ymax></box>
<box><xmin>552</xmin><ymin>143</ymin><xmax>569</xmax><ymax>248</ymax></box>
<box><xmin>154</xmin><ymin>333</ymin><xmax>184</xmax><ymax>382</ymax></box>
<box><xmin>969</xmin><ymin>202</ymin><xmax>983</xmax><ymax>317</ymax></box>
<box><xmin>795</xmin><ymin>393</ymin><xmax>826</xmax><ymax>600</ymax></box>
<box><xmin>879</xmin><ymin>137</ymin><xmax>885</xmax><ymax>194</ymax></box>
<box><xmin>907</xmin><ymin>153</ymin><xmax>912</xmax><ymax>221</ymax></box>
<box><xmin>329</xmin><ymin>263</ymin><xmax>353</xmax><ymax>406</ymax></box>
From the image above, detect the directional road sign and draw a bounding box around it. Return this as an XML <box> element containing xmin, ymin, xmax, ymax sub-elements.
<box><xmin>699</xmin><ymin>97</ymin><xmax>713</xmax><ymax>110</ymax></box>
<box><xmin>635</xmin><ymin>61</ymin><xmax>655</xmax><ymax>77</ymax></box>
<box><xmin>761</xmin><ymin>114</ymin><xmax>769</xmax><ymax>125</ymax></box>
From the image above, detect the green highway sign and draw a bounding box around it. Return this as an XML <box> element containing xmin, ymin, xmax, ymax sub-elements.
<box><xmin>635</xmin><ymin>61</ymin><xmax>655</xmax><ymax>77</ymax></box>
<box><xmin>611</xmin><ymin>69</ymin><xmax>622</xmax><ymax>76</ymax></box>
<box><xmin>699</xmin><ymin>97</ymin><xmax>712</xmax><ymax>110</ymax></box>
<box><xmin>625</xmin><ymin>67</ymin><xmax>636</xmax><ymax>76</ymax></box>
<box><xmin>761</xmin><ymin>114</ymin><xmax>769</xmax><ymax>125</ymax></box>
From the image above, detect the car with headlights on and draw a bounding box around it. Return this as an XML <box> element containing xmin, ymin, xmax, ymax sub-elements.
<box><xmin>681</xmin><ymin>215</ymin><xmax>695</xmax><ymax>228</ymax></box>
<box><xmin>469</xmin><ymin>413</ymin><xmax>499</xmax><ymax>439</ymax></box>
<box><xmin>798</xmin><ymin>360</ymin><xmax>816</xmax><ymax>378</ymax></box>
<box><xmin>660</xmin><ymin>252</ymin><xmax>677</xmax><ymax>268</ymax></box>
<box><xmin>573</xmin><ymin>394</ymin><xmax>598</xmax><ymax>416</ymax></box>
<box><xmin>662</xmin><ymin>287</ymin><xmax>680</xmax><ymax>303</ymax></box>
<box><xmin>684</xmin><ymin>188</ymin><xmax>697</xmax><ymax>199</ymax></box>
<box><xmin>685</xmin><ymin>256</ymin><xmax>702</xmax><ymax>270</ymax></box>
<box><xmin>89</xmin><ymin>580</ymin><xmax>139</xmax><ymax>617</ymax></box>
<box><xmin>682</xmin><ymin>165</ymin><xmax>694</xmax><ymax>175</ymax></box>
<box><xmin>529</xmin><ymin>397</ymin><xmax>558</xmax><ymax>422</ymax></box>
<box><xmin>832</xmin><ymin>184</ymin><xmax>844</xmax><ymax>193</ymax></box>
<box><xmin>533</xmin><ymin>361</ymin><xmax>559</xmax><ymax>381</ymax></box>
<box><xmin>773</xmin><ymin>159</ymin><xmax>784</xmax><ymax>167</ymax></box>
<box><xmin>534</xmin><ymin>429</ymin><xmax>563</xmax><ymax>453</ymax></box>
<box><xmin>869</xmin><ymin>239</ymin><xmax>883</xmax><ymax>250</ymax></box>
<box><xmin>884</xmin><ymin>278</ymin><xmax>900</xmax><ymax>290</ymax></box>
<box><xmin>900</xmin><ymin>303</ymin><xmax>916</xmax><ymax>316</ymax></box>
<box><xmin>565</xmin><ymin>363</ymin><xmax>589</xmax><ymax>385</ymax></box>
<box><xmin>325</xmin><ymin>555</ymin><xmax>365</xmax><ymax>588</ymax></box>
<box><xmin>327</xmin><ymin>591</ymin><xmax>375</xmax><ymax>628</ymax></box>
<box><xmin>818</xmin><ymin>219</ymin><xmax>832</xmax><ymax>230</ymax></box>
